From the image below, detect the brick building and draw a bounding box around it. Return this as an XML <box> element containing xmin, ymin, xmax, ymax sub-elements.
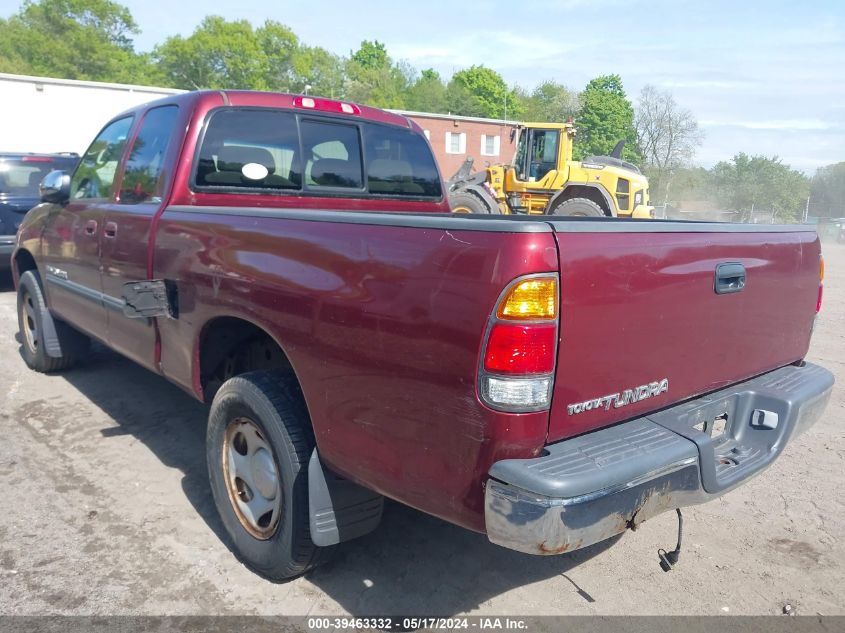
<box><xmin>394</xmin><ymin>110</ymin><xmax>519</xmax><ymax>179</ymax></box>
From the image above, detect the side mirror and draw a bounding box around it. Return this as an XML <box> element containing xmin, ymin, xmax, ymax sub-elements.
<box><xmin>40</xmin><ymin>170</ymin><xmax>71</xmax><ymax>203</ymax></box>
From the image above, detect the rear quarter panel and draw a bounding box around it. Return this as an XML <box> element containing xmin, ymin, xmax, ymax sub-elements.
<box><xmin>153</xmin><ymin>210</ymin><xmax>558</xmax><ymax>530</ymax></box>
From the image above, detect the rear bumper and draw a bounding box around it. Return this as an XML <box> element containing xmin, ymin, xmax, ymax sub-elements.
<box><xmin>0</xmin><ymin>236</ymin><xmax>14</xmax><ymax>270</ymax></box>
<box><xmin>484</xmin><ymin>362</ymin><xmax>834</xmax><ymax>555</ymax></box>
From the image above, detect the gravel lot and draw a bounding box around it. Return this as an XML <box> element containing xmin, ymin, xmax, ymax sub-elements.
<box><xmin>0</xmin><ymin>241</ymin><xmax>843</xmax><ymax>617</ymax></box>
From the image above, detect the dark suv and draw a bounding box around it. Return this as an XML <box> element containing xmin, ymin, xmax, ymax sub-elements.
<box><xmin>1</xmin><ymin>153</ymin><xmax>79</xmax><ymax>270</ymax></box>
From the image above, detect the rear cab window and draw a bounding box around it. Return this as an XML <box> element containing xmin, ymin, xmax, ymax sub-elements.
<box><xmin>193</xmin><ymin>107</ymin><xmax>442</xmax><ymax>200</ymax></box>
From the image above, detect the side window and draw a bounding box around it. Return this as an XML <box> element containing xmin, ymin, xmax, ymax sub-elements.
<box><xmin>445</xmin><ymin>132</ymin><xmax>466</xmax><ymax>154</ymax></box>
<box><xmin>195</xmin><ymin>109</ymin><xmax>301</xmax><ymax>191</ymax></box>
<box><xmin>120</xmin><ymin>106</ymin><xmax>179</xmax><ymax>204</ymax></box>
<box><xmin>71</xmin><ymin>117</ymin><xmax>133</xmax><ymax>200</ymax></box>
<box><xmin>301</xmin><ymin>120</ymin><xmax>363</xmax><ymax>189</ymax></box>
<box><xmin>481</xmin><ymin>134</ymin><xmax>500</xmax><ymax>157</ymax></box>
<box><xmin>364</xmin><ymin>123</ymin><xmax>442</xmax><ymax>198</ymax></box>
<box><xmin>514</xmin><ymin>129</ymin><xmax>528</xmax><ymax>179</ymax></box>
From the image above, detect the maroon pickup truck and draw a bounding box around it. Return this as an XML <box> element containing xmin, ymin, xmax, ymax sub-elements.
<box><xmin>11</xmin><ymin>91</ymin><xmax>834</xmax><ymax>580</ymax></box>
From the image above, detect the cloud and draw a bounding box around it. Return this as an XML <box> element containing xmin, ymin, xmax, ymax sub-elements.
<box><xmin>700</xmin><ymin>119</ymin><xmax>843</xmax><ymax>132</ymax></box>
<box><xmin>658</xmin><ymin>79</ymin><xmax>754</xmax><ymax>90</ymax></box>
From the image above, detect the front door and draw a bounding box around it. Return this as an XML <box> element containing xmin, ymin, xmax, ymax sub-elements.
<box><xmin>100</xmin><ymin>105</ymin><xmax>181</xmax><ymax>369</ymax></box>
<box><xmin>40</xmin><ymin>116</ymin><xmax>133</xmax><ymax>338</ymax></box>
<box><xmin>513</xmin><ymin>129</ymin><xmax>559</xmax><ymax>184</ymax></box>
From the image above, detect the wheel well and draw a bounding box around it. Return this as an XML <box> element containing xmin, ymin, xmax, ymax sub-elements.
<box><xmin>13</xmin><ymin>249</ymin><xmax>37</xmax><ymax>280</ymax></box>
<box><xmin>555</xmin><ymin>186</ymin><xmax>612</xmax><ymax>216</ymax></box>
<box><xmin>198</xmin><ymin>317</ymin><xmax>301</xmax><ymax>402</ymax></box>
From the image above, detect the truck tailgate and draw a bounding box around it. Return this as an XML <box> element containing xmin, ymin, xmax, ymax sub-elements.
<box><xmin>548</xmin><ymin>222</ymin><xmax>821</xmax><ymax>442</ymax></box>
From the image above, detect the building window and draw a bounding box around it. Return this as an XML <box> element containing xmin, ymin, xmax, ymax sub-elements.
<box><xmin>423</xmin><ymin>129</ymin><xmax>430</xmax><ymax>140</ymax></box>
<box><xmin>480</xmin><ymin>134</ymin><xmax>500</xmax><ymax>157</ymax></box>
<box><xmin>445</xmin><ymin>131</ymin><xmax>466</xmax><ymax>154</ymax></box>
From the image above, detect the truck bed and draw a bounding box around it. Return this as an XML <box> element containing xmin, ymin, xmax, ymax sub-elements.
<box><xmin>151</xmin><ymin>208</ymin><xmax>820</xmax><ymax>530</ymax></box>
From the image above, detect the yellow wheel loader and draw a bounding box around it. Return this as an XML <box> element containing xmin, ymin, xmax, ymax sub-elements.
<box><xmin>447</xmin><ymin>121</ymin><xmax>654</xmax><ymax>218</ymax></box>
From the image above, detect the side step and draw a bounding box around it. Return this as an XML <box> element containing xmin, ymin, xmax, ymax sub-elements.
<box><xmin>308</xmin><ymin>450</ymin><xmax>384</xmax><ymax>547</ymax></box>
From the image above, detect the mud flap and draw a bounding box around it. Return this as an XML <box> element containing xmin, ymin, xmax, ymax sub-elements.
<box><xmin>37</xmin><ymin>304</ymin><xmax>64</xmax><ymax>358</ymax></box>
<box><xmin>308</xmin><ymin>450</ymin><xmax>383</xmax><ymax>547</ymax></box>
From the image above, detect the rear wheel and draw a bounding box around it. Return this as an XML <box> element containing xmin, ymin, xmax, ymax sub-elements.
<box><xmin>550</xmin><ymin>197</ymin><xmax>605</xmax><ymax>217</ymax></box>
<box><xmin>17</xmin><ymin>270</ymin><xmax>89</xmax><ymax>372</ymax></box>
<box><xmin>207</xmin><ymin>369</ymin><xmax>333</xmax><ymax>580</ymax></box>
<box><xmin>449</xmin><ymin>190</ymin><xmax>498</xmax><ymax>214</ymax></box>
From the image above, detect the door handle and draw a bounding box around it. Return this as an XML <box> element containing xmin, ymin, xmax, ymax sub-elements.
<box><xmin>84</xmin><ymin>220</ymin><xmax>98</xmax><ymax>236</ymax></box>
<box><xmin>715</xmin><ymin>262</ymin><xmax>746</xmax><ymax>294</ymax></box>
<box><xmin>103</xmin><ymin>222</ymin><xmax>118</xmax><ymax>238</ymax></box>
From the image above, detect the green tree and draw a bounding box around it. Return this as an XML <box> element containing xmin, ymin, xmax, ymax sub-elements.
<box><xmin>650</xmin><ymin>165</ymin><xmax>711</xmax><ymax>207</ymax></box>
<box><xmin>350</xmin><ymin>40</ymin><xmax>389</xmax><ymax>71</ymax></box>
<box><xmin>344</xmin><ymin>40</ymin><xmax>410</xmax><ymax>109</ymax></box>
<box><xmin>810</xmin><ymin>162</ymin><xmax>845</xmax><ymax>218</ymax></box>
<box><xmin>406</xmin><ymin>68</ymin><xmax>447</xmax><ymax>113</ymax></box>
<box><xmin>154</xmin><ymin>17</ymin><xmax>299</xmax><ymax>90</ymax></box>
<box><xmin>573</xmin><ymin>74</ymin><xmax>640</xmax><ymax>163</ymax></box>
<box><xmin>523</xmin><ymin>80</ymin><xmax>580</xmax><ymax>122</ymax></box>
<box><xmin>0</xmin><ymin>0</ymin><xmax>159</xmax><ymax>84</ymax></box>
<box><xmin>445</xmin><ymin>79</ymin><xmax>485</xmax><ymax>117</ymax></box>
<box><xmin>447</xmin><ymin>65</ymin><xmax>509</xmax><ymax>118</ymax></box>
<box><xmin>290</xmin><ymin>45</ymin><xmax>345</xmax><ymax>98</ymax></box>
<box><xmin>255</xmin><ymin>21</ymin><xmax>299</xmax><ymax>90</ymax></box>
<box><xmin>710</xmin><ymin>153</ymin><xmax>809</xmax><ymax>222</ymax></box>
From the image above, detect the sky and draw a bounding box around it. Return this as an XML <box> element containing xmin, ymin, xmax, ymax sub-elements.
<box><xmin>2</xmin><ymin>0</ymin><xmax>843</xmax><ymax>173</ymax></box>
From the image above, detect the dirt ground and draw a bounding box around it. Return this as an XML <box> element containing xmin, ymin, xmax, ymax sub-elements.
<box><xmin>0</xmin><ymin>240</ymin><xmax>843</xmax><ymax>618</ymax></box>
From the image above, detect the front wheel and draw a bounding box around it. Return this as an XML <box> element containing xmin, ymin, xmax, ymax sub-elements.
<box><xmin>207</xmin><ymin>370</ymin><xmax>333</xmax><ymax>580</ymax></box>
<box><xmin>17</xmin><ymin>270</ymin><xmax>89</xmax><ymax>372</ymax></box>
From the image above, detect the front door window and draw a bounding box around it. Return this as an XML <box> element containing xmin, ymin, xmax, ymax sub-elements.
<box><xmin>528</xmin><ymin>130</ymin><xmax>559</xmax><ymax>182</ymax></box>
<box><xmin>71</xmin><ymin>117</ymin><xmax>133</xmax><ymax>200</ymax></box>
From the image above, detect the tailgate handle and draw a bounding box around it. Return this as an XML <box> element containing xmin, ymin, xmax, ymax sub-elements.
<box><xmin>714</xmin><ymin>262</ymin><xmax>746</xmax><ymax>294</ymax></box>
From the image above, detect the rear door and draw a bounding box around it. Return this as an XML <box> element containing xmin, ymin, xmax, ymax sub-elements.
<box><xmin>547</xmin><ymin>222</ymin><xmax>821</xmax><ymax>442</ymax></box>
<box><xmin>100</xmin><ymin>104</ymin><xmax>182</xmax><ymax>369</ymax></box>
<box><xmin>40</xmin><ymin>117</ymin><xmax>133</xmax><ymax>335</ymax></box>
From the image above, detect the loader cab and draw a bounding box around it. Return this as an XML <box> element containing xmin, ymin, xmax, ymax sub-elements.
<box><xmin>511</xmin><ymin>123</ymin><xmax>576</xmax><ymax>184</ymax></box>
<box><xmin>515</xmin><ymin>128</ymin><xmax>558</xmax><ymax>182</ymax></box>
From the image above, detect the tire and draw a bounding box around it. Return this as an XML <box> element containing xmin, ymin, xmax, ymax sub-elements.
<box><xmin>449</xmin><ymin>190</ymin><xmax>498</xmax><ymax>214</ymax></box>
<box><xmin>17</xmin><ymin>270</ymin><xmax>89</xmax><ymax>372</ymax></box>
<box><xmin>550</xmin><ymin>197</ymin><xmax>606</xmax><ymax>217</ymax></box>
<box><xmin>207</xmin><ymin>369</ymin><xmax>333</xmax><ymax>580</ymax></box>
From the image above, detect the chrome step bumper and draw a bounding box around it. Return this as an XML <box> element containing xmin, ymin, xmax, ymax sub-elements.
<box><xmin>484</xmin><ymin>362</ymin><xmax>834</xmax><ymax>555</ymax></box>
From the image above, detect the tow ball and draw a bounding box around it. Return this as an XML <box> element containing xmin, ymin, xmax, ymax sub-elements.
<box><xmin>657</xmin><ymin>509</ymin><xmax>684</xmax><ymax>572</ymax></box>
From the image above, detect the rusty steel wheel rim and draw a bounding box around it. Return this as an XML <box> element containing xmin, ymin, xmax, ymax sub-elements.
<box><xmin>222</xmin><ymin>417</ymin><xmax>282</xmax><ymax>539</ymax></box>
<box><xmin>20</xmin><ymin>289</ymin><xmax>39</xmax><ymax>354</ymax></box>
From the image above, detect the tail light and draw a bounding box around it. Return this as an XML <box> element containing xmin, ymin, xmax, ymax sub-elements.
<box><xmin>479</xmin><ymin>274</ymin><xmax>559</xmax><ymax>412</ymax></box>
<box><xmin>817</xmin><ymin>255</ymin><xmax>824</xmax><ymax>313</ymax></box>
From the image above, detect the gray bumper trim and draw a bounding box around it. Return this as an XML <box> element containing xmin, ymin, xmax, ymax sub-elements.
<box><xmin>485</xmin><ymin>362</ymin><xmax>834</xmax><ymax>555</ymax></box>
